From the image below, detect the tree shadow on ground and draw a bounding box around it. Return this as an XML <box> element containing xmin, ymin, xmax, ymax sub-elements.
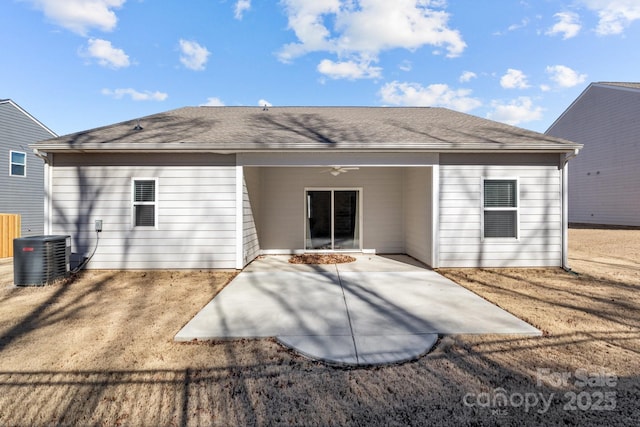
<box><xmin>0</xmin><ymin>340</ymin><xmax>636</xmax><ymax>426</ymax></box>
<box><xmin>1</xmin><ymin>232</ymin><xmax>638</xmax><ymax>425</ymax></box>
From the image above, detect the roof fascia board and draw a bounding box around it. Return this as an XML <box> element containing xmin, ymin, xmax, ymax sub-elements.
<box><xmin>30</xmin><ymin>146</ymin><xmax>582</xmax><ymax>155</ymax></box>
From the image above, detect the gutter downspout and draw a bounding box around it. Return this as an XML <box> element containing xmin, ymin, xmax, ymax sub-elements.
<box><xmin>561</xmin><ymin>149</ymin><xmax>579</xmax><ymax>271</ymax></box>
<box><xmin>33</xmin><ymin>149</ymin><xmax>52</xmax><ymax>235</ymax></box>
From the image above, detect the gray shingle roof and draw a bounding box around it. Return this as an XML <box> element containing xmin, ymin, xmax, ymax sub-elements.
<box><xmin>597</xmin><ymin>82</ymin><xmax>640</xmax><ymax>90</ymax></box>
<box><xmin>33</xmin><ymin>106</ymin><xmax>580</xmax><ymax>153</ymax></box>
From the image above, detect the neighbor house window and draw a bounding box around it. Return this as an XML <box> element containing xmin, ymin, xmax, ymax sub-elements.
<box><xmin>483</xmin><ymin>179</ymin><xmax>518</xmax><ymax>239</ymax></box>
<box><xmin>10</xmin><ymin>151</ymin><xmax>26</xmax><ymax>176</ymax></box>
<box><xmin>132</xmin><ymin>178</ymin><xmax>157</xmax><ymax>227</ymax></box>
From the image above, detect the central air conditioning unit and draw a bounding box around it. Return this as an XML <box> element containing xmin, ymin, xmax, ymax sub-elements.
<box><xmin>13</xmin><ymin>235</ymin><xmax>71</xmax><ymax>286</ymax></box>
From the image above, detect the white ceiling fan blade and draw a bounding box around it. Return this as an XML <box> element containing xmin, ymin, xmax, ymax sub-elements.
<box><xmin>321</xmin><ymin>166</ymin><xmax>360</xmax><ymax>176</ymax></box>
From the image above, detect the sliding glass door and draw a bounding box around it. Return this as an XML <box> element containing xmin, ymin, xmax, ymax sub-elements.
<box><xmin>306</xmin><ymin>189</ymin><xmax>361</xmax><ymax>250</ymax></box>
<box><xmin>306</xmin><ymin>191</ymin><xmax>332</xmax><ymax>250</ymax></box>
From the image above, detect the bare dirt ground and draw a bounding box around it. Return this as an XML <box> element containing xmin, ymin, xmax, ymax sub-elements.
<box><xmin>0</xmin><ymin>228</ymin><xmax>638</xmax><ymax>426</ymax></box>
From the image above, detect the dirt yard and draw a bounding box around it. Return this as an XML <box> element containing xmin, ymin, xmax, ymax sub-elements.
<box><xmin>0</xmin><ymin>228</ymin><xmax>638</xmax><ymax>426</ymax></box>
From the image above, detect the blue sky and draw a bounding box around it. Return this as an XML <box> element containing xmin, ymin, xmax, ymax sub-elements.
<box><xmin>2</xmin><ymin>0</ymin><xmax>639</xmax><ymax>136</ymax></box>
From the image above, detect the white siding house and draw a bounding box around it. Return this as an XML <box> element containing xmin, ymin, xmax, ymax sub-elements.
<box><xmin>32</xmin><ymin>107</ymin><xmax>581</xmax><ymax>270</ymax></box>
<box><xmin>546</xmin><ymin>82</ymin><xmax>640</xmax><ymax>226</ymax></box>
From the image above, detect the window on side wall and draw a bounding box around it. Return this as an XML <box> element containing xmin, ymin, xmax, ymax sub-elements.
<box><xmin>483</xmin><ymin>178</ymin><xmax>518</xmax><ymax>239</ymax></box>
<box><xmin>10</xmin><ymin>151</ymin><xmax>26</xmax><ymax>177</ymax></box>
<box><xmin>132</xmin><ymin>178</ymin><xmax>157</xmax><ymax>228</ymax></box>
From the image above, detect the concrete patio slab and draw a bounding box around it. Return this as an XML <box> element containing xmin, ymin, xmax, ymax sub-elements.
<box><xmin>339</xmin><ymin>271</ymin><xmax>540</xmax><ymax>335</ymax></box>
<box><xmin>175</xmin><ymin>255</ymin><xmax>541</xmax><ymax>366</ymax></box>
<box><xmin>277</xmin><ymin>335</ymin><xmax>358</xmax><ymax>365</ymax></box>
<box><xmin>242</xmin><ymin>254</ymin><xmax>431</xmax><ymax>273</ymax></box>
<box><xmin>174</xmin><ymin>271</ymin><xmax>351</xmax><ymax>339</ymax></box>
<box><xmin>277</xmin><ymin>333</ymin><xmax>440</xmax><ymax>366</ymax></box>
<box><xmin>353</xmin><ymin>334</ymin><xmax>439</xmax><ymax>365</ymax></box>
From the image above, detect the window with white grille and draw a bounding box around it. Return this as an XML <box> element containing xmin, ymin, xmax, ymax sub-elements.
<box><xmin>10</xmin><ymin>151</ymin><xmax>26</xmax><ymax>177</ymax></box>
<box><xmin>483</xmin><ymin>179</ymin><xmax>518</xmax><ymax>239</ymax></box>
<box><xmin>132</xmin><ymin>179</ymin><xmax>157</xmax><ymax>227</ymax></box>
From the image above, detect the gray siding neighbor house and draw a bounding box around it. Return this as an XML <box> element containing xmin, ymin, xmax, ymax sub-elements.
<box><xmin>32</xmin><ymin>106</ymin><xmax>581</xmax><ymax>270</ymax></box>
<box><xmin>1</xmin><ymin>99</ymin><xmax>57</xmax><ymax>236</ymax></box>
<box><xmin>546</xmin><ymin>82</ymin><xmax>640</xmax><ymax>226</ymax></box>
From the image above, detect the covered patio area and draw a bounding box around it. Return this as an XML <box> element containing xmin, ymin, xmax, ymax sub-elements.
<box><xmin>241</xmin><ymin>158</ymin><xmax>438</xmax><ymax>268</ymax></box>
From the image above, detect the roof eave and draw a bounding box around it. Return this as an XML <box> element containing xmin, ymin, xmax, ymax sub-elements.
<box><xmin>31</xmin><ymin>142</ymin><xmax>582</xmax><ymax>155</ymax></box>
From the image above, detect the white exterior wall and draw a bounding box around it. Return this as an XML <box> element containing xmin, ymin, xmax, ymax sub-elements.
<box><xmin>403</xmin><ymin>168</ymin><xmax>432</xmax><ymax>265</ymax></box>
<box><xmin>255</xmin><ymin>167</ymin><xmax>405</xmax><ymax>253</ymax></box>
<box><xmin>242</xmin><ymin>167</ymin><xmax>261</xmax><ymax>266</ymax></box>
<box><xmin>50</xmin><ymin>153</ymin><xmax>237</xmax><ymax>269</ymax></box>
<box><xmin>547</xmin><ymin>84</ymin><xmax>640</xmax><ymax>226</ymax></box>
<box><xmin>438</xmin><ymin>154</ymin><xmax>563</xmax><ymax>267</ymax></box>
<box><xmin>47</xmin><ymin>150</ymin><xmax>566</xmax><ymax>270</ymax></box>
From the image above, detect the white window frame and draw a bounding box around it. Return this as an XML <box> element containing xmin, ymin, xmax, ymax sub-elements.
<box><xmin>131</xmin><ymin>177</ymin><xmax>159</xmax><ymax>229</ymax></box>
<box><xmin>304</xmin><ymin>187</ymin><xmax>363</xmax><ymax>252</ymax></box>
<box><xmin>481</xmin><ymin>177</ymin><xmax>519</xmax><ymax>241</ymax></box>
<box><xmin>10</xmin><ymin>150</ymin><xmax>26</xmax><ymax>177</ymax></box>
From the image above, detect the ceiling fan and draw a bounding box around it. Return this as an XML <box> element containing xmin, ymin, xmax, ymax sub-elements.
<box><xmin>322</xmin><ymin>166</ymin><xmax>360</xmax><ymax>176</ymax></box>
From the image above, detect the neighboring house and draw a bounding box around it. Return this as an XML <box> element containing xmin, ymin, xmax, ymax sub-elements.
<box><xmin>31</xmin><ymin>107</ymin><xmax>581</xmax><ymax>270</ymax></box>
<box><xmin>0</xmin><ymin>99</ymin><xmax>57</xmax><ymax>236</ymax></box>
<box><xmin>546</xmin><ymin>82</ymin><xmax>640</xmax><ymax>227</ymax></box>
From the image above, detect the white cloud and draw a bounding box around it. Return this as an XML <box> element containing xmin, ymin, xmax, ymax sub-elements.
<box><xmin>546</xmin><ymin>11</ymin><xmax>581</xmax><ymax>39</ymax></box>
<box><xmin>27</xmin><ymin>0</ymin><xmax>125</xmax><ymax>35</ymax></box>
<box><xmin>85</xmin><ymin>38</ymin><xmax>129</xmax><ymax>68</ymax></box>
<box><xmin>278</xmin><ymin>0</ymin><xmax>339</xmax><ymax>63</ymax></box>
<box><xmin>258</xmin><ymin>99</ymin><xmax>273</xmax><ymax>107</ymax></box>
<box><xmin>398</xmin><ymin>60</ymin><xmax>412</xmax><ymax>72</ymax></box>
<box><xmin>581</xmin><ymin>0</ymin><xmax>640</xmax><ymax>35</ymax></box>
<box><xmin>278</xmin><ymin>0</ymin><xmax>466</xmax><ymax>79</ymax></box>
<box><xmin>333</xmin><ymin>1</ymin><xmax>466</xmax><ymax>57</ymax></box>
<box><xmin>201</xmin><ymin>97</ymin><xmax>225</xmax><ymax>106</ymax></box>
<box><xmin>317</xmin><ymin>58</ymin><xmax>382</xmax><ymax>80</ymax></box>
<box><xmin>379</xmin><ymin>81</ymin><xmax>482</xmax><ymax>112</ymax></box>
<box><xmin>500</xmin><ymin>69</ymin><xmax>530</xmax><ymax>89</ymax></box>
<box><xmin>179</xmin><ymin>39</ymin><xmax>211</xmax><ymax>71</ymax></box>
<box><xmin>494</xmin><ymin>18</ymin><xmax>529</xmax><ymax>36</ymax></box>
<box><xmin>101</xmin><ymin>88</ymin><xmax>168</xmax><ymax>101</ymax></box>
<box><xmin>546</xmin><ymin>65</ymin><xmax>587</xmax><ymax>88</ymax></box>
<box><xmin>487</xmin><ymin>97</ymin><xmax>544</xmax><ymax>125</ymax></box>
<box><xmin>508</xmin><ymin>18</ymin><xmax>530</xmax><ymax>32</ymax></box>
<box><xmin>459</xmin><ymin>71</ymin><xmax>477</xmax><ymax>83</ymax></box>
<box><xmin>234</xmin><ymin>0</ymin><xmax>251</xmax><ymax>20</ymax></box>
